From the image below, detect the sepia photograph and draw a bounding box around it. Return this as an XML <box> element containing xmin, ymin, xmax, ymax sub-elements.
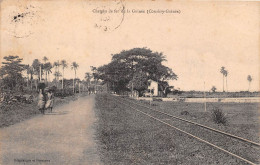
<box><xmin>0</xmin><ymin>0</ymin><xmax>259</xmax><ymax>164</ymax></box>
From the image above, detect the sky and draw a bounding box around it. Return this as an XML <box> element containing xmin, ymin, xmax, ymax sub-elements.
<box><xmin>0</xmin><ymin>0</ymin><xmax>259</xmax><ymax>92</ymax></box>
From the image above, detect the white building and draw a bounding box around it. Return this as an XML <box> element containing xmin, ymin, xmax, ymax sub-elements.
<box><xmin>147</xmin><ymin>79</ymin><xmax>159</xmax><ymax>96</ymax></box>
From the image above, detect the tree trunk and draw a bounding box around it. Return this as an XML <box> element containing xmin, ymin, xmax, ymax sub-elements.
<box><xmin>35</xmin><ymin>79</ymin><xmax>38</xmax><ymax>91</ymax></box>
<box><xmin>223</xmin><ymin>75</ymin><xmax>225</xmax><ymax>92</ymax></box>
<box><xmin>45</xmin><ymin>70</ymin><xmax>47</xmax><ymax>84</ymax></box>
<box><xmin>226</xmin><ymin>76</ymin><xmax>228</xmax><ymax>92</ymax></box>
<box><xmin>30</xmin><ymin>74</ymin><xmax>33</xmax><ymax>90</ymax></box>
<box><xmin>73</xmin><ymin>78</ymin><xmax>75</xmax><ymax>93</ymax></box>
<box><xmin>62</xmin><ymin>68</ymin><xmax>64</xmax><ymax>89</ymax></box>
<box><xmin>27</xmin><ymin>74</ymin><xmax>29</xmax><ymax>87</ymax></box>
<box><xmin>39</xmin><ymin>65</ymin><xmax>42</xmax><ymax>81</ymax></box>
<box><xmin>73</xmin><ymin>69</ymin><xmax>76</xmax><ymax>93</ymax></box>
<box><xmin>57</xmin><ymin>63</ymin><xmax>60</xmax><ymax>89</ymax></box>
<box><xmin>30</xmin><ymin>78</ymin><xmax>33</xmax><ymax>90</ymax></box>
<box><xmin>79</xmin><ymin>82</ymin><xmax>81</xmax><ymax>93</ymax></box>
<box><xmin>48</xmin><ymin>73</ymin><xmax>50</xmax><ymax>84</ymax></box>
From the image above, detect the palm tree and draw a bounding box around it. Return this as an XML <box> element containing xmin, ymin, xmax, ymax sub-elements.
<box><xmin>54</xmin><ymin>71</ymin><xmax>62</xmax><ymax>87</ymax></box>
<box><xmin>25</xmin><ymin>65</ymin><xmax>33</xmax><ymax>88</ymax></box>
<box><xmin>43</xmin><ymin>62</ymin><xmax>52</xmax><ymax>83</ymax></box>
<box><xmin>53</xmin><ymin>61</ymin><xmax>61</xmax><ymax>88</ymax></box>
<box><xmin>44</xmin><ymin>63</ymin><xmax>52</xmax><ymax>83</ymax></box>
<box><xmin>224</xmin><ymin>70</ymin><xmax>228</xmax><ymax>92</ymax></box>
<box><xmin>32</xmin><ymin>59</ymin><xmax>41</xmax><ymax>90</ymax></box>
<box><xmin>71</xmin><ymin>62</ymin><xmax>79</xmax><ymax>93</ymax></box>
<box><xmin>220</xmin><ymin>66</ymin><xmax>226</xmax><ymax>92</ymax></box>
<box><xmin>57</xmin><ymin>60</ymin><xmax>61</xmax><ymax>84</ymax></box>
<box><xmin>43</xmin><ymin>56</ymin><xmax>48</xmax><ymax>64</ymax></box>
<box><xmin>247</xmin><ymin>75</ymin><xmax>252</xmax><ymax>92</ymax></box>
<box><xmin>61</xmin><ymin>60</ymin><xmax>68</xmax><ymax>89</ymax></box>
<box><xmin>42</xmin><ymin>56</ymin><xmax>48</xmax><ymax>83</ymax></box>
<box><xmin>28</xmin><ymin>65</ymin><xmax>34</xmax><ymax>90</ymax></box>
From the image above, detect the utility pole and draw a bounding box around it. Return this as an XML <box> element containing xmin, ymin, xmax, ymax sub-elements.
<box><xmin>204</xmin><ymin>81</ymin><xmax>206</xmax><ymax>112</ymax></box>
<box><xmin>39</xmin><ymin>65</ymin><xmax>42</xmax><ymax>81</ymax></box>
<box><xmin>131</xmin><ymin>59</ymin><xmax>134</xmax><ymax>97</ymax></box>
<box><xmin>79</xmin><ymin>81</ymin><xmax>81</xmax><ymax>93</ymax></box>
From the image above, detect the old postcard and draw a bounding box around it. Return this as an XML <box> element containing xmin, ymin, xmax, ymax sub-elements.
<box><xmin>0</xmin><ymin>0</ymin><xmax>259</xmax><ymax>164</ymax></box>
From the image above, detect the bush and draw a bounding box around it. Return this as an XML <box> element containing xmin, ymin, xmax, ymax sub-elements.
<box><xmin>54</xmin><ymin>89</ymin><xmax>74</xmax><ymax>98</ymax></box>
<box><xmin>181</xmin><ymin>111</ymin><xmax>189</xmax><ymax>115</ymax></box>
<box><xmin>152</xmin><ymin>98</ymin><xmax>162</xmax><ymax>102</ymax></box>
<box><xmin>211</xmin><ymin>107</ymin><xmax>227</xmax><ymax>125</ymax></box>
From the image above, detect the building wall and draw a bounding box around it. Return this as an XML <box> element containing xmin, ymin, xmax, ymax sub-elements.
<box><xmin>148</xmin><ymin>80</ymin><xmax>158</xmax><ymax>96</ymax></box>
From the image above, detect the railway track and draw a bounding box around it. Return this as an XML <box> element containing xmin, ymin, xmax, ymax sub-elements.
<box><xmin>112</xmin><ymin>95</ymin><xmax>260</xmax><ymax>165</ymax></box>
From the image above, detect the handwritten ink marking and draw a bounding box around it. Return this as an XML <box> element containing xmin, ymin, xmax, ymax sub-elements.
<box><xmin>83</xmin><ymin>0</ymin><xmax>125</xmax><ymax>32</ymax></box>
<box><xmin>7</xmin><ymin>3</ymin><xmax>44</xmax><ymax>38</ymax></box>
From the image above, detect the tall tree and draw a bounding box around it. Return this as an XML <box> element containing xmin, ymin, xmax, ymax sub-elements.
<box><xmin>32</xmin><ymin>59</ymin><xmax>41</xmax><ymax>80</ymax></box>
<box><xmin>25</xmin><ymin>65</ymin><xmax>34</xmax><ymax>89</ymax></box>
<box><xmin>85</xmin><ymin>72</ymin><xmax>92</xmax><ymax>91</ymax></box>
<box><xmin>42</xmin><ymin>56</ymin><xmax>49</xmax><ymax>83</ymax></box>
<box><xmin>220</xmin><ymin>66</ymin><xmax>226</xmax><ymax>92</ymax></box>
<box><xmin>43</xmin><ymin>56</ymin><xmax>48</xmax><ymax>64</ymax></box>
<box><xmin>0</xmin><ymin>56</ymin><xmax>26</xmax><ymax>90</ymax></box>
<box><xmin>96</xmin><ymin>48</ymin><xmax>177</xmax><ymax>94</ymax></box>
<box><xmin>26</xmin><ymin>65</ymin><xmax>34</xmax><ymax>90</ymax></box>
<box><xmin>53</xmin><ymin>61</ymin><xmax>61</xmax><ymax>88</ymax></box>
<box><xmin>247</xmin><ymin>75</ymin><xmax>252</xmax><ymax>92</ymax></box>
<box><xmin>71</xmin><ymin>62</ymin><xmax>79</xmax><ymax>93</ymax></box>
<box><xmin>61</xmin><ymin>60</ymin><xmax>68</xmax><ymax>89</ymax></box>
<box><xmin>32</xmin><ymin>59</ymin><xmax>41</xmax><ymax>90</ymax></box>
<box><xmin>127</xmin><ymin>70</ymin><xmax>148</xmax><ymax>96</ymax></box>
<box><xmin>25</xmin><ymin>65</ymin><xmax>30</xmax><ymax>87</ymax></box>
<box><xmin>43</xmin><ymin>62</ymin><xmax>52</xmax><ymax>83</ymax></box>
<box><xmin>54</xmin><ymin>71</ymin><xmax>62</xmax><ymax>87</ymax></box>
<box><xmin>224</xmin><ymin>69</ymin><xmax>228</xmax><ymax>92</ymax></box>
<box><xmin>91</xmin><ymin>66</ymin><xmax>98</xmax><ymax>93</ymax></box>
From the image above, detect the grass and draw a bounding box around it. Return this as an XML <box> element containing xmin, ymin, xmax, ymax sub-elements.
<box><xmin>94</xmin><ymin>94</ymin><xmax>259</xmax><ymax>164</ymax></box>
<box><xmin>0</xmin><ymin>102</ymin><xmax>38</xmax><ymax>127</ymax></box>
<box><xmin>151</xmin><ymin>101</ymin><xmax>260</xmax><ymax>143</ymax></box>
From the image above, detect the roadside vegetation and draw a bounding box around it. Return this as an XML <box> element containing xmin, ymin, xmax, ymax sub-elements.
<box><xmin>0</xmin><ymin>55</ymin><xmax>96</xmax><ymax>127</ymax></box>
<box><xmin>0</xmin><ymin>93</ymin><xmax>88</xmax><ymax>128</ymax></box>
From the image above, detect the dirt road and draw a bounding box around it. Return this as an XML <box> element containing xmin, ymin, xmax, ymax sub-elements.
<box><xmin>0</xmin><ymin>95</ymin><xmax>101</xmax><ymax>165</ymax></box>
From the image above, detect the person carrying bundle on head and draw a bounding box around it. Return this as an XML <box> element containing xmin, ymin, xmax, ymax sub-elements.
<box><xmin>38</xmin><ymin>82</ymin><xmax>46</xmax><ymax>114</ymax></box>
<box><xmin>45</xmin><ymin>87</ymin><xmax>54</xmax><ymax>113</ymax></box>
<box><xmin>38</xmin><ymin>88</ymin><xmax>46</xmax><ymax>114</ymax></box>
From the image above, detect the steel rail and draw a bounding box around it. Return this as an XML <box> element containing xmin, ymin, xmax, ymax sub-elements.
<box><xmin>119</xmin><ymin>96</ymin><xmax>260</xmax><ymax>147</ymax></box>
<box><xmin>114</xmin><ymin>97</ymin><xmax>258</xmax><ymax>165</ymax></box>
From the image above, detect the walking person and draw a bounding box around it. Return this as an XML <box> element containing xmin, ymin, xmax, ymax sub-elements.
<box><xmin>45</xmin><ymin>89</ymin><xmax>54</xmax><ymax>113</ymax></box>
<box><xmin>38</xmin><ymin>88</ymin><xmax>46</xmax><ymax>114</ymax></box>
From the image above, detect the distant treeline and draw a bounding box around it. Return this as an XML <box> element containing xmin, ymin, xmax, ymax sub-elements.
<box><xmin>168</xmin><ymin>91</ymin><xmax>260</xmax><ymax>98</ymax></box>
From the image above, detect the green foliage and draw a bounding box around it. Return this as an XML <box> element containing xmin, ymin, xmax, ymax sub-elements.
<box><xmin>32</xmin><ymin>59</ymin><xmax>41</xmax><ymax>78</ymax></box>
<box><xmin>96</xmin><ymin>48</ymin><xmax>178</xmax><ymax>93</ymax></box>
<box><xmin>211</xmin><ymin>86</ymin><xmax>217</xmax><ymax>93</ymax></box>
<box><xmin>0</xmin><ymin>56</ymin><xmax>26</xmax><ymax>90</ymax></box>
<box><xmin>212</xmin><ymin>107</ymin><xmax>227</xmax><ymax>125</ymax></box>
<box><xmin>128</xmin><ymin>71</ymin><xmax>148</xmax><ymax>95</ymax></box>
